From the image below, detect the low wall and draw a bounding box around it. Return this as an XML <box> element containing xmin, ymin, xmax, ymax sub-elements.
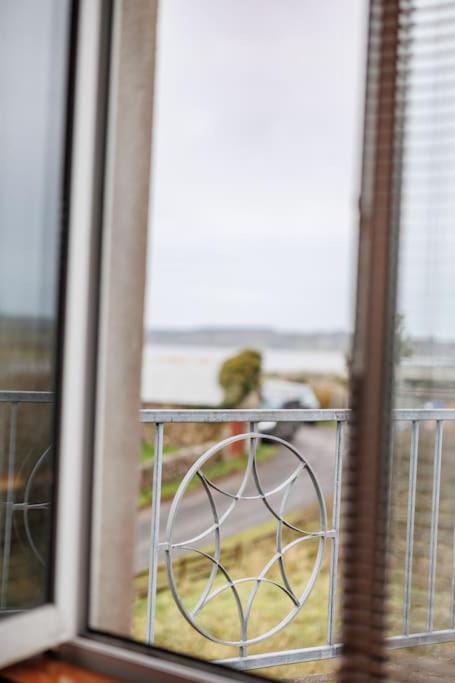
<box><xmin>140</xmin><ymin>439</ymin><xmax>228</xmax><ymax>489</ymax></box>
<box><xmin>141</xmin><ymin>403</ymin><xmax>225</xmax><ymax>448</ymax></box>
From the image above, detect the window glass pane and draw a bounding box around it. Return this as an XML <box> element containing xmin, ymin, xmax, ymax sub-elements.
<box><xmin>0</xmin><ymin>0</ymin><xmax>72</xmax><ymax>614</ymax></box>
<box><xmin>386</xmin><ymin>3</ymin><xmax>455</xmax><ymax>679</ymax></box>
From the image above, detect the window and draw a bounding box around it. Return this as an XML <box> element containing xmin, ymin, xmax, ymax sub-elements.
<box><xmin>3</xmin><ymin>1</ymin><xmax>455</xmax><ymax>682</ymax></box>
<box><xmin>0</xmin><ymin>0</ymin><xmax>76</xmax><ymax>659</ymax></box>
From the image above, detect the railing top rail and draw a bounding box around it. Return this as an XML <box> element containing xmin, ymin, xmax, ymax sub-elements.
<box><xmin>140</xmin><ymin>408</ymin><xmax>455</xmax><ymax>423</ymax></box>
<box><xmin>395</xmin><ymin>409</ymin><xmax>455</xmax><ymax>421</ymax></box>
<box><xmin>0</xmin><ymin>391</ymin><xmax>53</xmax><ymax>403</ymax></box>
<box><xmin>140</xmin><ymin>408</ymin><xmax>350</xmax><ymax>423</ymax></box>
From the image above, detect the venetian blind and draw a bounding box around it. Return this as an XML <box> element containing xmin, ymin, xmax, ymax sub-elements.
<box><xmin>341</xmin><ymin>1</ymin><xmax>455</xmax><ymax>681</ymax></box>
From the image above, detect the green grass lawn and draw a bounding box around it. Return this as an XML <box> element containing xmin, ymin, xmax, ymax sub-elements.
<box><xmin>132</xmin><ymin>506</ymin><xmax>338</xmax><ymax>680</ymax></box>
<box><xmin>141</xmin><ymin>442</ymin><xmax>180</xmax><ymax>463</ymax></box>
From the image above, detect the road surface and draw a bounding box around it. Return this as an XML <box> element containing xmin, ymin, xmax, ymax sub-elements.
<box><xmin>135</xmin><ymin>425</ymin><xmax>339</xmax><ymax>573</ymax></box>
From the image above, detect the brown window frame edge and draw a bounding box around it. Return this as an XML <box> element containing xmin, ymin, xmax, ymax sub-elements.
<box><xmin>340</xmin><ymin>1</ymin><xmax>401</xmax><ymax>680</ymax></box>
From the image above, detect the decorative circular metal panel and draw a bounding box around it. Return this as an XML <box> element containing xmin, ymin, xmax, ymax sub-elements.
<box><xmin>164</xmin><ymin>432</ymin><xmax>328</xmax><ymax>653</ymax></box>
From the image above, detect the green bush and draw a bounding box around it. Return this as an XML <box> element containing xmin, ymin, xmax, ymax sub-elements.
<box><xmin>218</xmin><ymin>349</ymin><xmax>262</xmax><ymax>408</ymax></box>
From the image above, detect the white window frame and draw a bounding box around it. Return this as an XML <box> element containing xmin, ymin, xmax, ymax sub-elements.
<box><xmin>0</xmin><ymin>0</ymin><xmax>106</xmax><ymax>665</ymax></box>
<box><xmin>0</xmin><ymin>2</ymin><xmax>256</xmax><ymax>680</ymax></box>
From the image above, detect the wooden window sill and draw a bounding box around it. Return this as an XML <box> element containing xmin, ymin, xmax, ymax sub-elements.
<box><xmin>1</xmin><ymin>655</ymin><xmax>121</xmax><ymax>682</ymax></box>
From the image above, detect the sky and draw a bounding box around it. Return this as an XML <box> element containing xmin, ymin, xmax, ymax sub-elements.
<box><xmin>145</xmin><ymin>0</ymin><xmax>368</xmax><ymax>334</ymax></box>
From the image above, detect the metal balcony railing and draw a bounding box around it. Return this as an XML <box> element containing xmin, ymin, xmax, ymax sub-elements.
<box><xmin>2</xmin><ymin>391</ymin><xmax>455</xmax><ymax>672</ymax></box>
<box><xmin>140</xmin><ymin>407</ymin><xmax>455</xmax><ymax>671</ymax></box>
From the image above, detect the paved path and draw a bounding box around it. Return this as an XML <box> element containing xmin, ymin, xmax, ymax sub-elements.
<box><xmin>135</xmin><ymin>425</ymin><xmax>339</xmax><ymax>573</ymax></box>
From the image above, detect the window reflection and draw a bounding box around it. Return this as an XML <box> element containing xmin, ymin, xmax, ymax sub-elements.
<box><xmin>0</xmin><ymin>0</ymin><xmax>71</xmax><ymax>614</ymax></box>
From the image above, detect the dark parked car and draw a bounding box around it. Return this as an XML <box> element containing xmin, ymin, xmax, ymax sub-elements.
<box><xmin>259</xmin><ymin>380</ymin><xmax>320</xmax><ymax>442</ymax></box>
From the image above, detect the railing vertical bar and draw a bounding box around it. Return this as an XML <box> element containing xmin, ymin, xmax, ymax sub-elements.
<box><xmin>386</xmin><ymin>425</ymin><xmax>395</xmax><ymax>543</ymax></box>
<box><xmin>327</xmin><ymin>420</ymin><xmax>343</xmax><ymax>646</ymax></box>
<box><xmin>403</xmin><ymin>420</ymin><xmax>419</xmax><ymax>635</ymax></box>
<box><xmin>146</xmin><ymin>422</ymin><xmax>164</xmax><ymax>645</ymax></box>
<box><xmin>0</xmin><ymin>403</ymin><xmax>17</xmax><ymax>609</ymax></box>
<box><xmin>427</xmin><ymin>420</ymin><xmax>444</xmax><ymax>633</ymax></box>
<box><xmin>451</xmin><ymin>525</ymin><xmax>455</xmax><ymax>629</ymax></box>
<box><xmin>0</xmin><ymin>404</ymin><xmax>5</xmax><ymax>487</ymax></box>
<box><xmin>247</xmin><ymin>420</ymin><xmax>258</xmax><ymax>472</ymax></box>
<box><xmin>0</xmin><ymin>404</ymin><xmax>5</xmax><ymax>537</ymax></box>
<box><xmin>247</xmin><ymin>422</ymin><xmax>257</xmax><ymax>446</ymax></box>
<box><xmin>240</xmin><ymin>420</ymin><xmax>258</xmax><ymax>658</ymax></box>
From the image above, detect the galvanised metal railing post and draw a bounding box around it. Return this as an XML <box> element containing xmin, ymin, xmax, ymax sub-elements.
<box><xmin>427</xmin><ymin>420</ymin><xmax>444</xmax><ymax>632</ymax></box>
<box><xmin>0</xmin><ymin>403</ymin><xmax>5</xmax><ymax>511</ymax></box>
<box><xmin>327</xmin><ymin>419</ymin><xmax>344</xmax><ymax>646</ymax></box>
<box><xmin>403</xmin><ymin>420</ymin><xmax>419</xmax><ymax>635</ymax></box>
<box><xmin>0</xmin><ymin>403</ymin><xmax>5</xmax><ymax>582</ymax></box>
<box><xmin>451</xmin><ymin>525</ymin><xmax>455</xmax><ymax>630</ymax></box>
<box><xmin>146</xmin><ymin>422</ymin><xmax>164</xmax><ymax>644</ymax></box>
<box><xmin>242</xmin><ymin>420</ymin><xmax>258</xmax><ymax>658</ymax></box>
<box><xmin>386</xmin><ymin>426</ymin><xmax>395</xmax><ymax>545</ymax></box>
<box><xmin>0</xmin><ymin>402</ymin><xmax>17</xmax><ymax>609</ymax></box>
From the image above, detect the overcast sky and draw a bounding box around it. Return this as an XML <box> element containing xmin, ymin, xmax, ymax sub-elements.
<box><xmin>145</xmin><ymin>0</ymin><xmax>367</xmax><ymax>333</ymax></box>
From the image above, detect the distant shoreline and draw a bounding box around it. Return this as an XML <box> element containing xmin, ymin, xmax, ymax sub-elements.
<box><xmin>145</xmin><ymin>326</ymin><xmax>455</xmax><ymax>356</ymax></box>
<box><xmin>145</xmin><ymin>327</ymin><xmax>350</xmax><ymax>352</ymax></box>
